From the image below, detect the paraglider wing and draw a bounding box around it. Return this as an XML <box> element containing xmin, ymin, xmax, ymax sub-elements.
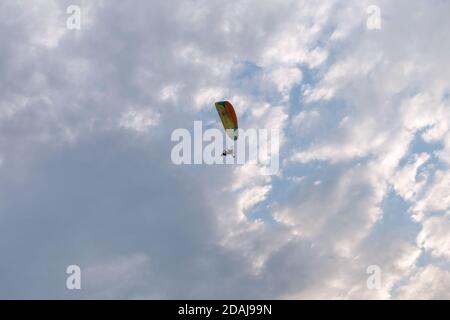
<box><xmin>214</xmin><ymin>101</ymin><xmax>238</xmax><ymax>140</ymax></box>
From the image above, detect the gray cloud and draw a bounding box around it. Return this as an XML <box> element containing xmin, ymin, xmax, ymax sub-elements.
<box><xmin>0</xmin><ymin>0</ymin><xmax>449</xmax><ymax>299</ymax></box>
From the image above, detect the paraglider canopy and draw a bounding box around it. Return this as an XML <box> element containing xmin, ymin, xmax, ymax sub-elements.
<box><xmin>214</xmin><ymin>101</ymin><xmax>238</xmax><ymax>141</ymax></box>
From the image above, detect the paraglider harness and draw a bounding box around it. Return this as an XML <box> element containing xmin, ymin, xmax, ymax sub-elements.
<box><xmin>222</xmin><ymin>148</ymin><xmax>235</xmax><ymax>158</ymax></box>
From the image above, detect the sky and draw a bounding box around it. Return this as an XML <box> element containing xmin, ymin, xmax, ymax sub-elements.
<box><xmin>0</xmin><ymin>0</ymin><xmax>449</xmax><ymax>299</ymax></box>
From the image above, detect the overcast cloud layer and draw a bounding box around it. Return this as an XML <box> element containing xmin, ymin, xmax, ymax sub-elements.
<box><xmin>0</xmin><ymin>0</ymin><xmax>449</xmax><ymax>299</ymax></box>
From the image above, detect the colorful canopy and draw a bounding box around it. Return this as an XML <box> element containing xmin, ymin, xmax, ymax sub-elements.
<box><xmin>214</xmin><ymin>101</ymin><xmax>238</xmax><ymax>141</ymax></box>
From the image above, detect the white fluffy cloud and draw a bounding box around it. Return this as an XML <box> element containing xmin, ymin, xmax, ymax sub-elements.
<box><xmin>417</xmin><ymin>213</ymin><xmax>450</xmax><ymax>260</ymax></box>
<box><xmin>0</xmin><ymin>0</ymin><xmax>449</xmax><ymax>299</ymax></box>
<box><xmin>395</xmin><ymin>265</ymin><xmax>450</xmax><ymax>299</ymax></box>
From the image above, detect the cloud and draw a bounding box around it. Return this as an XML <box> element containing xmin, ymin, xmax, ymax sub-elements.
<box><xmin>395</xmin><ymin>265</ymin><xmax>450</xmax><ymax>299</ymax></box>
<box><xmin>391</xmin><ymin>153</ymin><xmax>429</xmax><ymax>202</ymax></box>
<box><xmin>417</xmin><ymin>213</ymin><xmax>450</xmax><ymax>260</ymax></box>
<box><xmin>119</xmin><ymin>108</ymin><xmax>160</xmax><ymax>133</ymax></box>
<box><xmin>0</xmin><ymin>0</ymin><xmax>449</xmax><ymax>299</ymax></box>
